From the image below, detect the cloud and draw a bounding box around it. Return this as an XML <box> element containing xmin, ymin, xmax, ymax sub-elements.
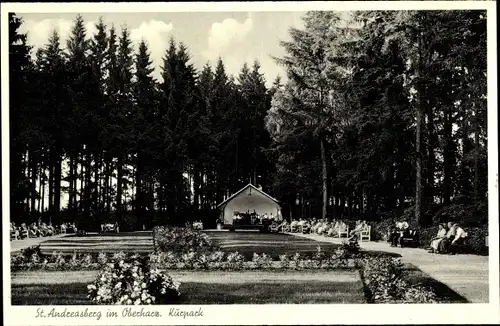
<box><xmin>202</xmin><ymin>16</ymin><xmax>253</xmax><ymax>60</ymax></box>
<box><xmin>19</xmin><ymin>18</ymin><xmax>172</xmax><ymax>81</ymax></box>
<box><xmin>20</xmin><ymin>18</ymin><xmax>98</xmax><ymax>54</ymax></box>
<box><xmin>130</xmin><ymin>20</ymin><xmax>173</xmax><ymax>81</ymax></box>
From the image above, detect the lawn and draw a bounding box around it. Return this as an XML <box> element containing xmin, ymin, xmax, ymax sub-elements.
<box><xmin>39</xmin><ymin>231</ymin><xmax>153</xmax><ymax>255</ymax></box>
<box><xmin>11</xmin><ymin>270</ymin><xmax>366</xmax><ymax>305</ymax></box>
<box><xmin>205</xmin><ymin>230</ymin><xmax>342</xmax><ymax>260</ymax></box>
<box><xmin>38</xmin><ymin>230</ymin><xmax>343</xmax><ymax>259</ymax></box>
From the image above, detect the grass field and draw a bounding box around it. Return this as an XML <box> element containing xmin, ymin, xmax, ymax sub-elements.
<box><xmin>39</xmin><ymin>231</ymin><xmax>153</xmax><ymax>255</ymax></box>
<box><xmin>11</xmin><ymin>270</ymin><xmax>366</xmax><ymax>305</ymax></box>
<box><xmin>38</xmin><ymin>230</ymin><xmax>344</xmax><ymax>259</ymax></box>
<box><xmin>205</xmin><ymin>230</ymin><xmax>342</xmax><ymax>260</ymax></box>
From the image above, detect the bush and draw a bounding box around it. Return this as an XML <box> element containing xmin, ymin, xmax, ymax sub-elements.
<box><xmin>360</xmin><ymin>255</ymin><xmax>439</xmax><ymax>303</ymax></box>
<box><xmin>153</xmin><ymin>226</ymin><xmax>214</xmax><ymax>253</ymax></box>
<box><xmin>252</xmin><ymin>253</ymin><xmax>273</xmax><ymax>269</ymax></box>
<box><xmin>87</xmin><ymin>258</ymin><xmax>180</xmax><ymax>305</ymax></box>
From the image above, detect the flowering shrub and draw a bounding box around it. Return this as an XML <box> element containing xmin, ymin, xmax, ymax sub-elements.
<box><xmin>153</xmin><ymin>226</ymin><xmax>214</xmax><ymax>253</ymax></box>
<box><xmin>225</xmin><ymin>252</ymin><xmax>245</xmax><ymax>270</ymax></box>
<box><xmin>87</xmin><ymin>258</ymin><xmax>180</xmax><ymax>305</ymax></box>
<box><xmin>291</xmin><ymin>252</ymin><xmax>302</xmax><ymax>270</ymax></box>
<box><xmin>252</xmin><ymin>253</ymin><xmax>273</xmax><ymax>269</ymax></box>
<box><xmin>208</xmin><ymin>250</ymin><xmax>226</xmax><ymax>269</ymax></box>
<box><xmin>360</xmin><ymin>255</ymin><xmax>439</xmax><ymax>303</ymax></box>
<box><xmin>278</xmin><ymin>254</ymin><xmax>291</xmax><ymax>269</ymax></box>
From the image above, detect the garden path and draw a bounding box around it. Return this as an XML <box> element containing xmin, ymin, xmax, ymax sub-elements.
<box><xmin>288</xmin><ymin>232</ymin><xmax>489</xmax><ymax>303</ymax></box>
<box><xmin>10</xmin><ymin>234</ymin><xmax>68</xmax><ymax>253</ymax></box>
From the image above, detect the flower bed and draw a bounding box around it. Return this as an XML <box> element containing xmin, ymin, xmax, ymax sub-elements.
<box><xmin>152</xmin><ymin>226</ymin><xmax>214</xmax><ymax>253</ymax></box>
<box><xmin>88</xmin><ymin>257</ymin><xmax>181</xmax><ymax>305</ymax></box>
<box><xmin>11</xmin><ymin>244</ymin><xmax>359</xmax><ymax>272</ymax></box>
<box><xmin>358</xmin><ymin>255</ymin><xmax>439</xmax><ymax>303</ymax></box>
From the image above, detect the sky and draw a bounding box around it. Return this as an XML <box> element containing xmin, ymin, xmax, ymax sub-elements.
<box><xmin>18</xmin><ymin>12</ymin><xmax>307</xmax><ymax>87</ymax></box>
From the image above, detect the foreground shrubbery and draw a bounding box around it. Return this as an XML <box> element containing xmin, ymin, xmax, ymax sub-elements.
<box><xmin>88</xmin><ymin>256</ymin><xmax>181</xmax><ymax>305</ymax></box>
<box><xmin>153</xmin><ymin>226</ymin><xmax>214</xmax><ymax>253</ymax></box>
<box><xmin>360</xmin><ymin>256</ymin><xmax>439</xmax><ymax>303</ymax></box>
<box><xmin>11</xmin><ymin>243</ymin><xmax>357</xmax><ymax>272</ymax></box>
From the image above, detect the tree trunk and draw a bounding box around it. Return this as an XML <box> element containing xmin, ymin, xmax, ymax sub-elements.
<box><xmin>30</xmin><ymin>152</ymin><xmax>36</xmax><ymax>216</ymax></box>
<box><xmin>41</xmin><ymin>170</ymin><xmax>45</xmax><ymax>214</ymax></box>
<box><xmin>426</xmin><ymin>103</ymin><xmax>436</xmax><ymax>207</ymax></box>
<box><xmin>443</xmin><ymin>109</ymin><xmax>453</xmax><ymax>205</ymax></box>
<box><xmin>53</xmin><ymin>148</ymin><xmax>62</xmax><ymax>223</ymax></box>
<box><xmin>135</xmin><ymin>152</ymin><xmax>142</xmax><ymax>226</ymax></box>
<box><xmin>116</xmin><ymin>157</ymin><xmax>123</xmax><ymax>221</ymax></box>
<box><xmin>474</xmin><ymin>105</ymin><xmax>480</xmax><ymax>202</ymax></box>
<box><xmin>94</xmin><ymin>151</ymin><xmax>100</xmax><ymax>220</ymax></box>
<box><xmin>37</xmin><ymin>168</ymin><xmax>42</xmax><ymax>213</ymax></box>
<box><xmin>320</xmin><ymin>138</ymin><xmax>328</xmax><ymax>219</ymax></box>
<box><xmin>48</xmin><ymin>151</ymin><xmax>54</xmax><ymax>216</ymax></box>
<box><xmin>414</xmin><ymin>17</ymin><xmax>424</xmax><ymax>227</ymax></box>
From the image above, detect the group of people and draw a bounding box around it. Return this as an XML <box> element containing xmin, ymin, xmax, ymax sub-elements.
<box><xmin>10</xmin><ymin>221</ymin><xmax>78</xmax><ymax>240</ymax></box>
<box><xmin>428</xmin><ymin>222</ymin><xmax>467</xmax><ymax>254</ymax></box>
<box><xmin>388</xmin><ymin>220</ymin><xmax>468</xmax><ymax>254</ymax></box>
<box><xmin>232</xmin><ymin>211</ymin><xmax>278</xmax><ymax>226</ymax></box>
<box><xmin>273</xmin><ymin>218</ymin><xmax>369</xmax><ymax>240</ymax></box>
<box><xmin>388</xmin><ymin>221</ymin><xmax>412</xmax><ymax>247</ymax></box>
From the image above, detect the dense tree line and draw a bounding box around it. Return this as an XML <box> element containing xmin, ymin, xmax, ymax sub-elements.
<box><xmin>9</xmin><ymin>13</ymin><xmax>273</xmax><ymax>229</ymax></box>
<box><xmin>266</xmin><ymin>11</ymin><xmax>488</xmax><ymax>226</ymax></box>
<box><xmin>9</xmin><ymin>11</ymin><xmax>488</xmax><ymax>229</ymax></box>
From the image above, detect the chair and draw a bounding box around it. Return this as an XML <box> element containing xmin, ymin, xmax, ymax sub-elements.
<box><xmin>399</xmin><ymin>229</ymin><xmax>419</xmax><ymax>248</ymax></box>
<box><xmin>10</xmin><ymin>229</ymin><xmax>18</xmax><ymax>240</ymax></box>
<box><xmin>338</xmin><ymin>224</ymin><xmax>349</xmax><ymax>238</ymax></box>
<box><xmin>360</xmin><ymin>225</ymin><xmax>371</xmax><ymax>242</ymax></box>
<box><xmin>270</xmin><ymin>224</ymin><xmax>278</xmax><ymax>233</ymax></box>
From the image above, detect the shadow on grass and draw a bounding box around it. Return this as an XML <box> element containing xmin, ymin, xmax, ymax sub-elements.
<box><xmin>11</xmin><ymin>283</ymin><xmax>91</xmax><ymax>305</ymax></box>
<box><xmin>12</xmin><ymin>280</ymin><xmax>365</xmax><ymax>305</ymax></box>
<box><xmin>179</xmin><ymin>280</ymin><xmax>365</xmax><ymax>304</ymax></box>
<box><xmin>403</xmin><ymin>264</ymin><xmax>469</xmax><ymax>303</ymax></box>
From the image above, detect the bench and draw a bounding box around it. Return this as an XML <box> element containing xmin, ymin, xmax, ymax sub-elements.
<box><xmin>337</xmin><ymin>225</ymin><xmax>349</xmax><ymax>238</ymax></box>
<box><xmin>399</xmin><ymin>229</ymin><xmax>419</xmax><ymax>248</ymax></box>
<box><xmin>360</xmin><ymin>226</ymin><xmax>371</xmax><ymax>242</ymax></box>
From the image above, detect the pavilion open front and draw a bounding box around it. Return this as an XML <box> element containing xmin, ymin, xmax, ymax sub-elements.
<box><xmin>217</xmin><ymin>184</ymin><xmax>282</xmax><ymax>230</ymax></box>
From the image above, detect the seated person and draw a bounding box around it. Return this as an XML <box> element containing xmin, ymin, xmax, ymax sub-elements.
<box><xmin>302</xmin><ymin>221</ymin><xmax>311</xmax><ymax>234</ymax></box>
<box><xmin>20</xmin><ymin>223</ymin><xmax>28</xmax><ymax>239</ymax></box>
<box><xmin>296</xmin><ymin>219</ymin><xmax>306</xmax><ymax>232</ymax></box>
<box><xmin>448</xmin><ymin>223</ymin><xmax>467</xmax><ymax>254</ymax></box>
<box><xmin>290</xmin><ymin>219</ymin><xmax>299</xmax><ymax>232</ymax></box>
<box><xmin>389</xmin><ymin>221</ymin><xmax>409</xmax><ymax>247</ymax></box>
<box><xmin>10</xmin><ymin>223</ymin><xmax>20</xmax><ymax>240</ymax></box>
<box><xmin>348</xmin><ymin>221</ymin><xmax>367</xmax><ymax>241</ymax></box>
<box><xmin>29</xmin><ymin>224</ymin><xmax>38</xmax><ymax>237</ymax></box>
<box><xmin>438</xmin><ymin>222</ymin><xmax>457</xmax><ymax>254</ymax></box>
<box><xmin>337</xmin><ymin>220</ymin><xmax>348</xmax><ymax>235</ymax></box>
<box><xmin>317</xmin><ymin>222</ymin><xmax>327</xmax><ymax>235</ymax></box>
<box><xmin>428</xmin><ymin>223</ymin><xmax>447</xmax><ymax>253</ymax></box>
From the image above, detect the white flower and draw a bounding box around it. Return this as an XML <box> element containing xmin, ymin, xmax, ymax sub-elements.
<box><xmin>114</xmin><ymin>282</ymin><xmax>122</xmax><ymax>289</ymax></box>
<box><xmin>141</xmin><ymin>282</ymin><xmax>147</xmax><ymax>289</ymax></box>
<box><xmin>87</xmin><ymin>284</ymin><xmax>96</xmax><ymax>290</ymax></box>
<box><xmin>134</xmin><ymin>299</ymin><xmax>141</xmax><ymax>305</ymax></box>
<box><xmin>126</xmin><ymin>299</ymin><xmax>132</xmax><ymax>304</ymax></box>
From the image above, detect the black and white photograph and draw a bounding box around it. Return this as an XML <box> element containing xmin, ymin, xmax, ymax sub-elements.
<box><xmin>2</xmin><ymin>1</ymin><xmax>499</xmax><ymax>325</ymax></box>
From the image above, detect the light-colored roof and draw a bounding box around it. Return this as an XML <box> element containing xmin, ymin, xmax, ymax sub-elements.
<box><xmin>217</xmin><ymin>183</ymin><xmax>279</xmax><ymax>208</ymax></box>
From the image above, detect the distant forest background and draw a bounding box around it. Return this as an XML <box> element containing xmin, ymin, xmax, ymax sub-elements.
<box><xmin>9</xmin><ymin>11</ymin><xmax>488</xmax><ymax>231</ymax></box>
